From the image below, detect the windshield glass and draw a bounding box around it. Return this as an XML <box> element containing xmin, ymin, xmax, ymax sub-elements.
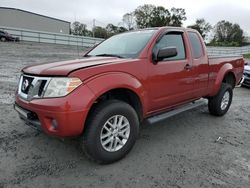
<box><xmin>87</xmin><ymin>29</ymin><xmax>156</xmax><ymax>58</ymax></box>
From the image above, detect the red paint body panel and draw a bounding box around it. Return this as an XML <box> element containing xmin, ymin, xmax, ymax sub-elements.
<box><xmin>207</xmin><ymin>57</ymin><xmax>244</xmax><ymax>96</ymax></box>
<box><xmin>22</xmin><ymin>57</ymin><xmax>130</xmax><ymax>76</ymax></box>
<box><xmin>15</xmin><ymin>27</ymin><xmax>244</xmax><ymax>137</ymax></box>
<box><xmin>15</xmin><ymin>83</ymin><xmax>95</xmax><ymax>136</ymax></box>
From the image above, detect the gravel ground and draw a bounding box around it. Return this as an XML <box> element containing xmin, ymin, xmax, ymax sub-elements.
<box><xmin>0</xmin><ymin>42</ymin><xmax>250</xmax><ymax>188</ymax></box>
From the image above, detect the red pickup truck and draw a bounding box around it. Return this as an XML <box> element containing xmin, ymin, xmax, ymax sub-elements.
<box><xmin>14</xmin><ymin>27</ymin><xmax>244</xmax><ymax>163</ymax></box>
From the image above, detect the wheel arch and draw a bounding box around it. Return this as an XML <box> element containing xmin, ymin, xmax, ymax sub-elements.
<box><xmin>222</xmin><ymin>72</ymin><xmax>236</xmax><ymax>88</ymax></box>
<box><xmin>210</xmin><ymin>63</ymin><xmax>236</xmax><ymax>96</ymax></box>
<box><xmin>82</xmin><ymin>73</ymin><xmax>146</xmax><ymax>133</ymax></box>
<box><xmin>88</xmin><ymin>88</ymin><xmax>144</xmax><ymax>121</ymax></box>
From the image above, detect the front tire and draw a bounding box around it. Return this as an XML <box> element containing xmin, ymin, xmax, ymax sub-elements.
<box><xmin>208</xmin><ymin>83</ymin><xmax>233</xmax><ymax>116</ymax></box>
<box><xmin>81</xmin><ymin>100</ymin><xmax>139</xmax><ymax>164</ymax></box>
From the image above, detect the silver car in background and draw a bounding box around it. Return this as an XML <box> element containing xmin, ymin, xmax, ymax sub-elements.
<box><xmin>241</xmin><ymin>61</ymin><xmax>250</xmax><ymax>87</ymax></box>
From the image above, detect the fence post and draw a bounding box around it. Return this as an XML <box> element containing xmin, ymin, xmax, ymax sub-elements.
<box><xmin>21</xmin><ymin>30</ymin><xmax>23</xmax><ymax>41</ymax></box>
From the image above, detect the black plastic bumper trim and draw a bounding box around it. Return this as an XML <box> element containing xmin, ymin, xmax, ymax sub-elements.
<box><xmin>14</xmin><ymin>103</ymin><xmax>42</xmax><ymax>131</ymax></box>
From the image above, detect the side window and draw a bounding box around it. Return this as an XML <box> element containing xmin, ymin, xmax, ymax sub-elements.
<box><xmin>188</xmin><ymin>32</ymin><xmax>203</xmax><ymax>58</ymax></box>
<box><xmin>154</xmin><ymin>33</ymin><xmax>186</xmax><ymax>61</ymax></box>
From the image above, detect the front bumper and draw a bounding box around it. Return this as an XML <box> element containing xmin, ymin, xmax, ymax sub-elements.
<box><xmin>14</xmin><ymin>103</ymin><xmax>43</xmax><ymax>131</ymax></box>
<box><xmin>14</xmin><ymin>84</ymin><xmax>96</xmax><ymax>137</ymax></box>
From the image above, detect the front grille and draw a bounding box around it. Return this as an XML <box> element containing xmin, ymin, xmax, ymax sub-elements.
<box><xmin>243</xmin><ymin>79</ymin><xmax>250</xmax><ymax>85</ymax></box>
<box><xmin>38</xmin><ymin>80</ymin><xmax>47</xmax><ymax>96</ymax></box>
<box><xmin>18</xmin><ymin>75</ymin><xmax>51</xmax><ymax>101</ymax></box>
<box><xmin>21</xmin><ymin>76</ymin><xmax>34</xmax><ymax>94</ymax></box>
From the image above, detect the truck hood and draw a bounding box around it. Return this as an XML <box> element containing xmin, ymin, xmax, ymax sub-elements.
<box><xmin>22</xmin><ymin>57</ymin><xmax>127</xmax><ymax>76</ymax></box>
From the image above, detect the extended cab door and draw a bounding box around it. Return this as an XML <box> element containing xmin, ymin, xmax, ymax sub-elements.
<box><xmin>147</xmin><ymin>31</ymin><xmax>196</xmax><ymax>113</ymax></box>
<box><xmin>187</xmin><ymin>31</ymin><xmax>209</xmax><ymax>97</ymax></box>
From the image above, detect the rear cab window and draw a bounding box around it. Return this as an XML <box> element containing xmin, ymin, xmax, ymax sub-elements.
<box><xmin>188</xmin><ymin>32</ymin><xmax>204</xmax><ymax>59</ymax></box>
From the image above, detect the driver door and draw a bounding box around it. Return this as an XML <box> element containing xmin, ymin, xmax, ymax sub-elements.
<box><xmin>147</xmin><ymin>32</ymin><xmax>195</xmax><ymax>113</ymax></box>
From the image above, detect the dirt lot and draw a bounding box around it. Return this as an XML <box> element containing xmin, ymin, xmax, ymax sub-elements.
<box><xmin>0</xmin><ymin>42</ymin><xmax>250</xmax><ymax>188</ymax></box>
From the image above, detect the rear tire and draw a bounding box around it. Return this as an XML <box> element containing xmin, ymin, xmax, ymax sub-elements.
<box><xmin>81</xmin><ymin>100</ymin><xmax>139</xmax><ymax>164</ymax></box>
<box><xmin>208</xmin><ymin>83</ymin><xmax>233</xmax><ymax>116</ymax></box>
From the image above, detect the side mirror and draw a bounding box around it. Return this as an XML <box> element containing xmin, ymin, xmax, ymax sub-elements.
<box><xmin>153</xmin><ymin>47</ymin><xmax>178</xmax><ymax>63</ymax></box>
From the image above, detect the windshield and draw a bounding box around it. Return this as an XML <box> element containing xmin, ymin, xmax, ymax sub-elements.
<box><xmin>87</xmin><ymin>29</ymin><xmax>157</xmax><ymax>58</ymax></box>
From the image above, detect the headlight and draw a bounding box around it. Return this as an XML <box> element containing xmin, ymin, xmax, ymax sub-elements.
<box><xmin>44</xmin><ymin>77</ymin><xmax>82</xmax><ymax>98</ymax></box>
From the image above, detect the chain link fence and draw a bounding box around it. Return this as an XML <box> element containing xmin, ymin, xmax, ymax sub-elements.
<box><xmin>207</xmin><ymin>46</ymin><xmax>250</xmax><ymax>56</ymax></box>
<box><xmin>0</xmin><ymin>26</ymin><xmax>104</xmax><ymax>47</ymax></box>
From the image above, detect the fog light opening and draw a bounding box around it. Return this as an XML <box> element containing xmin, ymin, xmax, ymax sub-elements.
<box><xmin>51</xmin><ymin>119</ymin><xmax>58</xmax><ymax>130</ymax></box>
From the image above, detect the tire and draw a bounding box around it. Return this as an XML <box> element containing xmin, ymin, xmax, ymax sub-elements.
<box><xmin>208</xmin><ymin>83</ymin><xmax>233</xmax><ymax>116</ymax></box>
<box><xmin>81</xmin><ymin>100</ymin><xmax>139</xmax><ymax>164</ymax></box>
<box><xmin>0</xmin><ymin>37</ymin><xmax>6</xmax><ymax>42</ymax></box>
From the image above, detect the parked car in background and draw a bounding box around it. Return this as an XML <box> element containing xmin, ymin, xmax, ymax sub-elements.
<box><xmin>0</xmin><ymin>30</ymin><xmax>19</xmax><ymax>42</ymax></box>
<box><xmin>241</xmin><ymin>61</ymin><xmax>250</xmax><ymax>87</ymax></box>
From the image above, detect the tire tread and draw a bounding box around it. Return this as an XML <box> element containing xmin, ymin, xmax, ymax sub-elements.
<box><xmin>208</xmin><ymin>83</ymin><xmax>233</xmax><ymax>116</ymax></box>
<box><xmin>81</xmin><ymin>99</ymin><xmax>139</xmax><ymax>164</ymax></box>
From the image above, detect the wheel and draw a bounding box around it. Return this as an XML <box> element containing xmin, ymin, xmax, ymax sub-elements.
<box><xmin>81</xmin><ymin>100</ymin><xmax>139</xmax><ymax>164</ymax></box>
<box><xmin>0</xmin><ymin>37</ymin><xmax>6</xmax><ymax>42</ymax></box>
<box><xmin>208</xmin><ymin>83</ymin><xmax>233</xmax><ymax>116</ymax></box>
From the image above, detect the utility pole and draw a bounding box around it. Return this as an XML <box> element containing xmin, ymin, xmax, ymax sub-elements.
<box><xmin>92</xmin><ymin>19</ymin><xmax>96</xmax><ymax>38</ymax></box>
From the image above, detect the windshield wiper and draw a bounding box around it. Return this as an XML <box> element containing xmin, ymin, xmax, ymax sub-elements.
<box><xmin>95</xmin><ymin>54</ymin><xmax>124</xmax><ymax>58</ymax></box>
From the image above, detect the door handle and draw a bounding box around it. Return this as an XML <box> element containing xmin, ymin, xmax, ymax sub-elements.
<box><xmin>184</xmin><ymin>64</ymin><xmax>192</xmax><ymax>70</ymax></box>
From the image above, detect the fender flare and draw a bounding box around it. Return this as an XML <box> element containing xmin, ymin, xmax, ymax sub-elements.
<box><xmin>210</xmin><ymin>63</ymin><xmax>235</xmax><ymax>96</ymax></box>
<box><xmin>84</xmin><ymin>72</ymin><xmax>147</xmax><ymax>116</ymax></box>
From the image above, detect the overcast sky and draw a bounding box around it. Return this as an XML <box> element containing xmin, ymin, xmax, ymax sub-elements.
<box><xmin>1</xmin><ymin>0</ymin><xmax>250</xmax><ymax>35</ymax></box>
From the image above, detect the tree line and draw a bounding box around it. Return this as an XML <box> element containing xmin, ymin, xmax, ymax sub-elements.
<box><xmin>71</xmin><ymin>4</ymin><xmax>247</xmax><ymax>47</ymax></box>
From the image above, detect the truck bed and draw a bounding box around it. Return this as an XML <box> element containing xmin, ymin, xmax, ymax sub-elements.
<box><xmin>207</xmin><ymin>55</ymin><xmax>244</xmax><ymax>95</ymax></box>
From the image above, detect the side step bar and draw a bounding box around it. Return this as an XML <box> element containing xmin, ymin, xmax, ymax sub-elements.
<box><xmin>147</xmin><ymin>99</ymin><xmax>207</xmax><ymax>124</ymax></box>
